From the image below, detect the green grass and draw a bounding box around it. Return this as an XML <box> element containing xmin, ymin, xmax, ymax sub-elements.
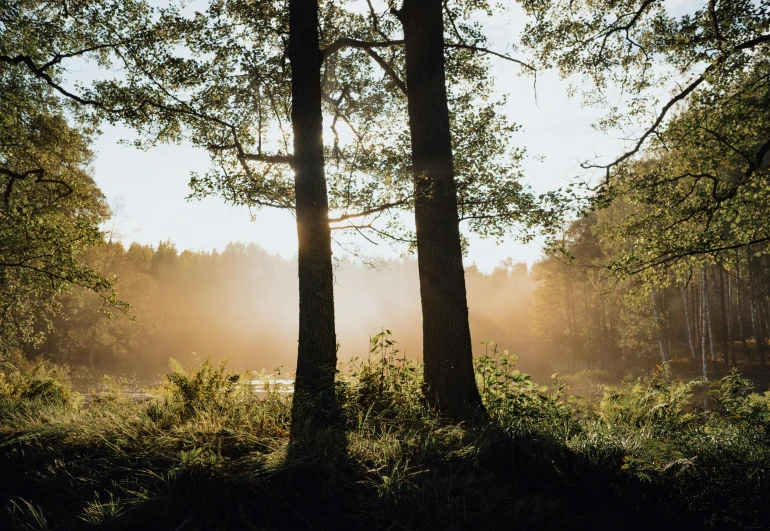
<box><xmin>1</xmin><ymin>347</ymin><xmax>769</xmax><ymax>530</ymax></box>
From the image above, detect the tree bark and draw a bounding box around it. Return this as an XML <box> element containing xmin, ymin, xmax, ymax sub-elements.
<box><xmin>718</xmin><ymin>266</ymin><xmax>730</xmax><ymax>371</ymax></box>
<box><xmin>736</xmin><ymin>262</ymin><xmax>749</xmax><ymax>362</ymax></box>
<box><xmin>693</xmin><ymin>275</ymin><xmax>701</xmax><ymax>351</ymax></box>
<box><xmin>397</xmin><ymin>0</ymin><xmax>483</xmax><ymax>417</ymax></box>
<box><xmin>682</xmin><ymin>280</ymin><xmax>697</xmax><ymax>370</ymax></box>
<box><xmin>650</xmin><ymin>289</ymin><xmax>668</xmax><ymax>365</ymax></box>
<box><xmin>725</xmin><ymin>271</ymin><xmax>737</xmax><ymax>367</ymax></box>
<box><xmin>289</xmin><ymin>0</ymin><xmax>339</xmax><ymax>439</ymax></box>
<box><xmin>701</xmin><ymin>270</ymin><xmax>709</xmax><ymax>379</ymax></box>
<box><xmin>705</xmin><ymin>268</ymin><xmax>716</xmax><ymax>368</ymax></box>
<box><xmin>747</xmin><ymin>251</ymin><xmax>766</xmax><ymax>368</ymax></box>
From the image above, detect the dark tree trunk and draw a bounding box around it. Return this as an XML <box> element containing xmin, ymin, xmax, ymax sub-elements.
<box><xmin>705</xmin><ymin>267</ymin><xmax>716</xmax><ymax>367</ymax></box>
<box><xmin>718</xmin><ymin>266</ymin><xmax>730</xmax><ymax>372</ymax></box>
<box><xmin>397</xmin><ymin>0</ymin><xmax>483</xmax><ymax>417</ymax></box>
<box><xmin>701</xmin><ymin>270</ymin><xmax>709</xmax><ymax>378</ymax></box>
<box><xmin>725</xmin><ymin>271</ymin><xmax>737</xmax><ymax>367</ymax></box>
<box><xmin>682</xmin><ymin>280</ymin><xmax>697</xmax><ymax>370</ymax></box>
<box><xmin>288</xmin><ymin>0</ymin><xmax>339</xmax><ymax>439</ymax></box>
<box><xmin>760</xmin><ymin>302</ymin><xmax>770</xmax><ymax>348</ymax></box>
<box><xmin>747</xmin><ymin>251</ymin><xmax>766</xmax><ymax>368</ymax></box>
<box><xmin>736</xmin><ymin>262</ymin><xmax>749</xmax><ymax>362</ymax></box>
<box><xmin>651</xmin><ymin>289</ymin><xmax>668</xmax><ymax>364</ymax></box>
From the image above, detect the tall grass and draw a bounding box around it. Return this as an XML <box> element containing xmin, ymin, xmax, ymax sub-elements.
<box><xmin>1</xmin><ymin>340</ymin><xmax>769</xmax><ymax>530</ymax></box>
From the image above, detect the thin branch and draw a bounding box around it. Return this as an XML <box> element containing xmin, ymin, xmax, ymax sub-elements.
<box><xmin>584</xmin><ymin>68</ymin><xmax>710</xmax><ymax>181</ymax></box>
<box><xmin>320</xmin><ymin>38</ymin><xmax>404</xmax><ymax>61</ymax></box>
<box><xmin>1</xmin><ymin>167</ymin><xmax>45</xmax><ymax>201</ymax></box>
<box><xmin>585</xmin><ymin>32</ymin><xmax>770</xmax><ymax>183</ymax></box>
<box><xmin>445</xmin><ymin>43</ymin><xmax>536</xmax><ymax>72</ymax></box>
<box><xmin>363</xmin><ymin>48</ymin><xmax>407</xmax><ymax>96</ymax></box>
<box><xmin>734</xmin><ymin>33</ymin><xmax>770</xmax><ymax>51</ymax></box>
<box><xmin>0</xmin><ymin>54</ymin><xmax>101</xmax><ymax>105</ymax></box>
<box><xmin>328</xmin><ymin>199</ymin><xmax>409</xmax><ymax>223</ymax></box>
<box><xmin>207</xmin><ymin>143</ymin><xmax>292</xmax><ymax>164</ymax></box>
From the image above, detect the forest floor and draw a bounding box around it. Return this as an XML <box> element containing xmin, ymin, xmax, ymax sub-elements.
<box><xmin>1</xmin><ymin>354</ymin><xmax>769</xmax><ymax>531</ymax></box>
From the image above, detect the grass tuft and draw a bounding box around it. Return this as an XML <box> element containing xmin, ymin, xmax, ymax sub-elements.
<box><xmin>1</xmin><ymin>344</ymin><xmax>769</xmax><ymax>530</ymax></box>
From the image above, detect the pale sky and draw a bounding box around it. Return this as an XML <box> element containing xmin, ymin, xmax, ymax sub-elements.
<box><xmin>84</xmin><ymin>1</ymin><xmax>700</xmax><ymax>272</ymax></box>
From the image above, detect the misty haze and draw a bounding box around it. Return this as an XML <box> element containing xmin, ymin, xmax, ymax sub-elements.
<box><xmin>3</xmin><ymin>0</ymin><xmax>770</xmax><ymax>530</ymax></box>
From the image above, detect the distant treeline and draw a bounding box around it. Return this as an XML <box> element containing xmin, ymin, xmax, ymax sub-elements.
<box><xmin>29</xmin><ymin>241</ymin><xmax>534</xmax><ymax>375</ymax></box>
<box><xmin>532</xmin><ymin>213</ymin><xmax>770</xmax><ymax>382</ymax></box>
<box><xmin>22</xmin><ymin>228</ymin><xmax>770</xmax><ymax>384</ymax></box>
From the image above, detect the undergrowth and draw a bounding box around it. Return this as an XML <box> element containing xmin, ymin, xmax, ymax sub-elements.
<box><xmin>1</xmin><ymin>337</ymin><xmax>769</xmax><ymax>530</ymax></box>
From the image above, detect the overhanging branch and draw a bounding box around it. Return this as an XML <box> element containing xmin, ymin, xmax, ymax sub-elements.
<box><xmin>207</xmin><ymin>143</ymin><xmax>292</xmax><ymax>165</ymax></box>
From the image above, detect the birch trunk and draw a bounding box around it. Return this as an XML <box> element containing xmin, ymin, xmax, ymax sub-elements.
<box><xmin>701</xmin><ymin>270</ymin><xmax>709</xmax><ymax>378</ymax></box>
<box><xmin>725</xmin><ymin>271</ymin><xmax>737</xmax><ymax>367</ymax></box>
<box><xmin>719</xmin><ymin>266</ymin><xmax>729</xmax><ymax>372</ymax></box>
<box><xmin>651</xmin><ymin>289</ymin><xmax>668</xmax><ymax>365</ymax></box>
<box><xmin>747</xmin><ymin>251</ymin><xmax>766</xmax><ymax>367</ymax></box>
<box><xmin>682</xmin><ymin>280</ymin><xmax>697</xmax><ymax>369</ymax></box>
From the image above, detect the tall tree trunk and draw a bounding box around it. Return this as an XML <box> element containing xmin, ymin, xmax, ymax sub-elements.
<box><xmin>736</xmin><ymin>262</ymin><xmax>749</xmax><ymax>362</ymax></box>
<box><xmin>565</xmin><ymin>277</ymin><xmax>576</xmax><ymax>373</ymax></box>
<box><xmin>662</xmin><ymin>289</ymin><xmax>671</xmax><ymax>360</ymax></box>
<box><xmin>398</xmin><ymin>0</ymin><xmax>483</xmax><ymax>416</ymax></box>
<box><xmin>600</xmin><ymin>297</ymin><xmax>608</xmax><ymax>367</ymax></box>
<box><xmin>650</xmin><ymin>289</ymin><xmax>667</xmax><ymax>364</ymax></box>
<box><xmin>583</xmin><ymin>283</ymin><xmax>591</xmax><ymax>369</ymax></box>
<box><xmin>694</xmin><ymin>276</ymin><xmax>702</xmax><ymax>348</ymax></box>
<box><xmin>718</xmin><ymin>266</ymin><xmax>730</xmax><ymax>371</ymax></box>
<box><xmin>705</xmin><ymin>267</ymin><xmax>716</xmax><ymax>368</ymax></box>
<box><xmin>701</xmin><ymin>270</ymin><xmax>709</xmax><ymax>379</ymax></box>
<box><xmin>682</xmin><ymin>280</ymin><xmax>697</xmax><ymax>370</ymax></box>
<box><xmin>760</xmin><ymin>296</ymin><xmax>770</xmax><ymax>350</ymax></box>
<box><xmin>750</xmin><ymin>298</ymin><xmax>761</xmax><ymax>367</ymax></box>
<box><xmin>747</xmin><ymin>251</ymin><xmax>766</xmax><ymax>368</ymax></box>
<box><xmin>289</xmin><ymin>0</ymin><xmax>339</xmax><ymax>439</ymax></box>
<box><xmin>725</xmin><ymin>271</ymin><xmax>737</xmax><ymax>367</ymax></box>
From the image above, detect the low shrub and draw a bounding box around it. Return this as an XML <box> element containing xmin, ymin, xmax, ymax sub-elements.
<box><xmin>1</xmin><ymin>346</ymin><xmax>768</xmax><ymax>530</ymax></box>
<box><xmin>0</xmin><ymin>351</ymin><xmax>74</xmax><ymax>409</ymax></box>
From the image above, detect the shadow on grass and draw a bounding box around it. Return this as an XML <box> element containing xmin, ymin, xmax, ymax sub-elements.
<box><xmin>2</xmin><ymin>356</ymin><xmax>768</xmax><ymax>530</ymax></box>
<box><xmin>1</xmin><ymin>417</ymin><xmax>717</xmax><ymax>531</ymax></box>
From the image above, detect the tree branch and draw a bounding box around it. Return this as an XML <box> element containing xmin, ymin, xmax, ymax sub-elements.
<box><xmin>583</xmin><ymin>68</ymin><xmax>710</xmax><ymax>181</ymax></box>
<box><xmin>445</xmin><ymin>43</ymin><xmax>536</xmax><ymax>72</ymax></box>
<box><xmin>320</xmin><ymin>38</ymin><xmax>404</xmax><ymax>61</ymax></box>
<box><xmin>585</xmin><ymin>32</ymin><xmax>770</xmax><ymax>184</ymax></box>
<box><xmin>207</xmin><ymin>143</ymin><xmax>292</xmax><ymax>165</ymax></box>
<box><xmin>328</xmin><ymin>199</ymin><xmax>409</xmax><ymax>223</ymax></box>
<box><xmin>364</xmin><ymin>48</ymin><xmax>407</xmax><ymax>96</ymax></box>
<box><xmin>0</xmin><ymin>54</ymin><xmax>102</xmax><ymax>106</ymax></box>
<box><xmin>1</xmin><ymin>167</ymin><xmax>45</xmax><ymax>201</ymax></box>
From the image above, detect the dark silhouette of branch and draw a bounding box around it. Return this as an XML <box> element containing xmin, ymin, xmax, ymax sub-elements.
<box><xmin>320</xmin><ymin>38</ymin><xmax>404</xmax><ymax>61</ymax></box>
<box><xmin>363</xmin><ymin>48</ymin><xmax>407</xmax><ymax>96</ymax></box>
<box><xmin>207</xmin><ymin>143</ymin><xmax>292</xmax><ymax>164</ymax></box>
<box><xmin>445</xmin><ymin>43</ymin><xmax>536</xmax><ymax>72</ymax></box>
<box><xmin>0</xmin><ymin>54</ymin><xmax>101</xmax><ymax>105</ymax></box>
<box><xmin>584</xmin><ymin>32</ymin><xmax>770</xmax><ymax>184</ymax></box>
<box><xmin>1</xmin><ymin>167</ymin><xmax>45</xmax><ymax>201</ymax></box>
<box><xmin>328</xmin><ymin>199</ymin><xmax>409</xmax><ymax>223</ymax></box>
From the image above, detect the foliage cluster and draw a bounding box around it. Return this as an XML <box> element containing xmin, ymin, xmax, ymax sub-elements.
<box><xmin>531</xmin><ymin>209</ymin><xmax>770</xmax><ymax>379</ymax></box>
<box><xmin>0</xmin><ymin>351</ymin><xmax>73</xmax><ymax>412</ymax></box>
<box><xmin>1</xmin><ymin>350</ymin><xmax>768</xmax><ymax>530</ymax></box>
